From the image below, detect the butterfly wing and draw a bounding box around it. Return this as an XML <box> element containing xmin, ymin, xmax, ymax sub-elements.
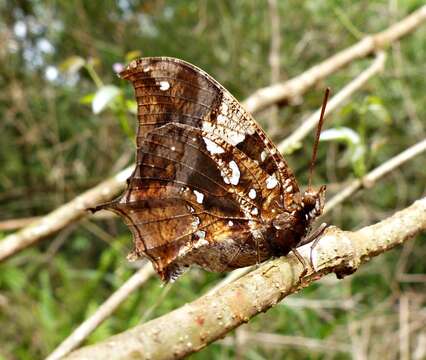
<box><xmin>120</xmin><ymin>57</ymin><xmax>300</xmax><ymax>206</ymax></box>
<box><xmin>98</xmin><ymin>57</ymin><xmax>301</xmax><ymax>280</ymax></box>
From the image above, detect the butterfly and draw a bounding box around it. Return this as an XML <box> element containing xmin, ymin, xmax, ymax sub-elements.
<box><xmin>91</xmin><ymin>57</ymin><xmax>327</xmax><ymax>282</ymax></box>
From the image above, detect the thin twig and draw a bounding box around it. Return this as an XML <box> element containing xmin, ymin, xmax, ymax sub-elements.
<box><xmin>0</xmin><ymin>217</ymin><xmax>42</xmax><ymax>231</ymax></box>
<box><xmin>219</xmin><ymin>330</ymin><xmax>351</xmax><ymax>354</ymax></box>
<box><xmin>64</xmin><ymin>198</ymin><xmax>426</xmax><ymax>359</ymax></box>
<box><xmin>0</xmin><ymin>166</ymin><xmax>132</xmax><ymax>262</ymax></box>
<box><xmin>47</xmin><ymin>262</ymin><xmax>154</xmax><ymax>360</ymax></box>
<box><xmin>242</xmin><ymin>5</ymin><xmax>426</xmax><ymax>115</ymax></box>
<box><xmin>0</xmin><ymin>212</ymin><xmax>116</xmax><ymax>232</ymax></box>
<box><xmin>400</xmin><ymin>295</ymin><xmax>410</xmax><ymax>360</ymax></box>
<box><xmin>324</xmin><ymin>138</ymin><xmax>426</xmax><ymax>214</ymax></box>
<box><xmin>278</xmin><ymin>51</ymin><xmax>386</xmax><ymax>153</ymax></box>
<box><xmin>281</xmin><ymin>297</ymin><xmax>357</xmax><ymax>310</ymax></box>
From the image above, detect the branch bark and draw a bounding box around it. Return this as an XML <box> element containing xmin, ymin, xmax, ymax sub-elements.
<box><xmin>243</xmin><ymin>5</ymin><xmax>426</xmax><ymax>115</ymax></box>
<box><xmin>64</xmin><ymin>198</ymin><xmax>426</xmax><ymax>360</ymax></box>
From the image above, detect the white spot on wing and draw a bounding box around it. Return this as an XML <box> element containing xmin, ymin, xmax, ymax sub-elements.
<box><xmin>171</xmin><ymin>146</ymin><xmax>176</xmax><ymax>151</ymax></box>
<box><xmin>248</xmin><ymin>188</ymin><xmax>257</xmax><ymax>199</ymax></box>
<box><xmin>285</xmin><ymin>185</ymin><xmax>293</xmax><ymax>193</ymax></box>
<box><xmin>266</xmin><ymin>174</ymin><xmax>278</xmax><ymax>189</ymax></box>
<box><xmin>195</xmin><ymin>238</ymin><xmax>209</xmax><ymax>248</ymax></box>
<box><xmin>229</xmin><ymin>161</ymin><xmax>240</xmax><ymax>185</ymax></box>
<box><xmin>202</xmin><ymin>121</ymin><xmax>245</xmax><ymax>146</ymax></box>
<box><xmin>195</xmin><ymin>230</ymin><xmax>206</xmax><ymax>240</ymax></box>
<box><xmin>228</xmin><ymin>220</ymin><xmax>234</xmax><ymax>226</ymax></box>
<box><xmin>192</xmin><ymin>217</ymin><xmax>200</xmax><ymax>228</ymax></box>
<box><xmin>261</xmin><ymin>150</ymin><xmax>267</xmax><ymax>162</ymax></box>
<box><xmin>159</xmin><ymin>81</ymin><xmax>170</xmax><ymax>91</ymax></box>
<box><xmin>251</xmin><ymin>208</ymin><xmax>259</xmax><ymax>215</ymax></box>
<box><xmin>193</xmin><ymin>190</ymin><xmax>204</xmax><ymax>204</ymax></box>
<box><xmin>222</xmin><ymin>173</ymin><xmax>230</xmax><ymax>184</ymax></box>
<box><xmin>203</xmin><ymin>137</ymin><xmax>225</xmax><ymax>154</ymax></box>
<box><xmin>229</xmin><ymin>132</ymin><xmax>245</xmax><ymax>146</ymax></box>
<box><xmin>217</xmin><ymin>114</ymin><xmax>227</xmax><ymax>124</ymax></box>
<box><xmin>247</xmin><ymin>126</ymin><xmax>256</xmax><ymax>135</ymax></box>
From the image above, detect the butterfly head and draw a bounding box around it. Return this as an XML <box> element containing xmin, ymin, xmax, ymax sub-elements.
<box><xmin>301</xmin><ymin>185</ymin><xmax>326</xmax><ymax>223</ymax></box>
<box><xmin>271</xmin><ymin>185</ymin><xmax>326</xmax><ymax>247</ymax></box>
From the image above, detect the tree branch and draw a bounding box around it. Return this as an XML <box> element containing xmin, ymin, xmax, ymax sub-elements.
<box><xmin>0</xmin><ymin>167</ymin><xmax>133</xmax><ymax>262</ymax></box>
<box><xmin>324</xmin><ymin>138</ymin><xmax>426</xmax><ymax>214</ymax></box>
<box><xmin>46</xmin><ymin>262</ymin><xmax>154</xmax><ymax>360</ymax></box>
<box><xmin>64</xmin><ymin>198</ymin><xmax>426</xmax><ymax>360</ymax></box>
<box><xmin>243</xmin><ymin>5</ymin><xmax>426</xmax><ymax>115</ymax></box>
<box><xmin>278</xmin><ymin>51</ymin><xmax>386</xmax><ymax>153</ymax></box>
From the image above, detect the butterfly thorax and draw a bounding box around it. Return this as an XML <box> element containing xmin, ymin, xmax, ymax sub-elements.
<box><xmin>269</xmin><ymin>185</ymin><xmax>326</xmax><ymax>256</ymax></box>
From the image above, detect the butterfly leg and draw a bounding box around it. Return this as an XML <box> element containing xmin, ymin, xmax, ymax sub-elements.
<box><xmin>291</xmin><ymin>248</ymin><xmax>310</xmax><ymax>278</ymax></box>
<box><xmin>87</xmin><ymin>198</ymin><xmax>120</xmax><ymax>213</ymax></box>
<box><xmin>298</xmin><ymin>223</ymin><xmax>329</xmax><ymax>271</ymax></box>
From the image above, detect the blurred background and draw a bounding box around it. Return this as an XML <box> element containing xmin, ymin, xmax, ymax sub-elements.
<box><xmin>0</xmin><ymin>1</ymin><xmax>425</xmax><ymax>359</ymax></box>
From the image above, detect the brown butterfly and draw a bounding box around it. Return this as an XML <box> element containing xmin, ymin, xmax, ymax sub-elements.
<box><xmin>91</xmin><ymin>57</ymin><xmax>327</xmax><ymax>282</ymax></box>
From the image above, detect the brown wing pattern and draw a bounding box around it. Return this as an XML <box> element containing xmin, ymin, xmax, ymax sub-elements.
<box><xmin>99</xmin><ymin>57</ymin><xmax>301</xmax><ymax>280</ymax></box>
<box><xmin>120</xmin><ymin>57</ymin><xmax>300</xmax><ymax>199</ymax></box>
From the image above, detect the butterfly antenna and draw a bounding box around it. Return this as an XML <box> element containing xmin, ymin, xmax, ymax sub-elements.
<box><xmin>308</xmin><ymin>87</ymin><xmax>330</xmax><ymax>190</ymax></box>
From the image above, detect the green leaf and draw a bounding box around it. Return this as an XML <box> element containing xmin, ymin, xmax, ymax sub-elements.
<box><xmin>125</xmin><ymin>50</ymin><xmax>142</xmax><ymax>62</ymax></box>
<box><xmin>320</xmin><ymin>127</ymin><xmax>367</xmax><ymax>177</ymax></box>
<box><xmin>125</xmin><ymin>99</ymin><xmax>138</xmax><ymax>114</ymax></box>
<box><xmin>79</xmin><ymin>93</ymin><xmax>95</xmax><ymax>104</ymax></box>
<box><xmin>0</xmin><ymin>266</ymin><xmax>27</xmax><ymax>291</ymax></box>
<box><xmin>92</xmin><ymin>85</ymin><xmax>121</xmax><ymax>114</ymax></box>
<box><xmin>320</xmin><ymin>127</ymin><xmax>361</xmax><ymax>145</ymax></box>
<box><xmin>367</xmin><ymin>101</ymin><xmax>391</xmax><ymax>124</ymax></box>
<box><xmin>38</xmin><ymin>271</ymin><xmax>56</xmax><ymax>333</ymax></box>
<box><xmin>59</xmin><ymin>56</ymin><xmax>86</xmax><ymax>74</ymax></box>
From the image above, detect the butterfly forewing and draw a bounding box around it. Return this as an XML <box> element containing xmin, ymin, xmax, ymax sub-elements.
<box><xmin>120</xmin><ymin>57</ymin><xmax>299</xmax><ymax>195</ymax></box>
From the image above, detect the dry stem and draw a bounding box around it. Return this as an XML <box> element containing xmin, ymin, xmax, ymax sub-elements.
<box><xmin>278</xmin><ymin>51</ymin><xmax>386</xmax><ymax>153</ymax></box>
<box><xmin>0</xmin><ymin>166</ymin><xmax>132</xmax><ymax>261</ymax></box>
<box><xmin>46</xmin><ymin>263</ymin><xmax>154</xmax><ymax>360</ymax></box>
<box><xmin>243</xmin><ymin>5</ymin><xmax>426</xmax><ymax>115</ymax></box>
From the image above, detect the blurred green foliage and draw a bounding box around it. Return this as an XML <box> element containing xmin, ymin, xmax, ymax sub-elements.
<box><xmin>0</xmin><ymin>1</ymin><xmax>425</xmax><ymax>359</ymax></box>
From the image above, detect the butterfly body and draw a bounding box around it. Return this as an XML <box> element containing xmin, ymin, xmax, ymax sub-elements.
<box><xmin>93</xmin><ymin>57</ymin><xmax>326</xmax><ymax>281</ymax></box>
